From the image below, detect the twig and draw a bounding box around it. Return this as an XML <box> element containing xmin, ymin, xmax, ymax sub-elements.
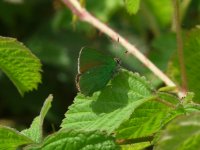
<box><xmin>62</xmin><ymin>0</ymin><xmax>176</xmax><ymax>87</ymax></box>
<box><xmin>172</xmin><ymin>0</ymin><xmax>188</xmax><ymax>92</ymax></box>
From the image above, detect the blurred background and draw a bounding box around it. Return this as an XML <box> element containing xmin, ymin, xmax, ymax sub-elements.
<box><xmin>0</xmin><ymin>0</ymin><xmax>199</xmax><ymax>133</ymax></box>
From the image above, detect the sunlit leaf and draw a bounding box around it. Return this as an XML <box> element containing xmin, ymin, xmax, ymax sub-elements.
<box><xmin>26</xmin><ymin>130</ymin><xmax>120</xmax><ymax>150</ymax></box>
<box><xmin>61</xmin><ymin>69</ymin><xmax>155</xmax><ymax>133</ymax></box>
<box><xmin>0</xmin><ymin>36</ymin><xmax>42</xmax><ymax>96</ymax></box>
<box><xmin>0</xmin><ymin>126</ymin><xmax>33</xmax><ymax>150</ymax></box>
<box><xmin>21</xmin><ymin>95</ymin><xmax>53</xmax><ymax>143</ymax></box>
<box><xmin>125</xmin><ymin>0</ymin><xmax>140</xmax><ymax>15</ymax></box>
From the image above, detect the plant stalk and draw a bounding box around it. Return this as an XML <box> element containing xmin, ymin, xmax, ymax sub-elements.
<box><xmin>172</xmin><ymin>0</ymin><xmax>188</xmax><ymax>93</ymax></box>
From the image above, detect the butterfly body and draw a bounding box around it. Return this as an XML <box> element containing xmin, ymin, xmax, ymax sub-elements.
<box><xmin>76</xmin><ymin>48</ymin><xmax>120</xmax><ymax>96</ymax></box>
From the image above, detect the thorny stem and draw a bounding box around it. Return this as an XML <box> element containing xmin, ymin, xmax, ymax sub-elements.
<box><xmin>172</xmin><ymin>0</ymin><xmax>188</xmax><ymax>93</ymax></box>
<box><xmin>62</xmin><ymin>0</ymin><xmax>176</xmax><ymax>87</ymax></box>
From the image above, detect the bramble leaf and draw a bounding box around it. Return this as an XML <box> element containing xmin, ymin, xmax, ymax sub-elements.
<box><xmin>121</xmin><ymin>142</ymin><xmax>151</xmax><ymax>150</ymax></box>
<box><xmin>0</xmin><ymin>36</ymin><xmax>42</xmax><ymax>96</ymax></box>
<box><xmin>0</xmin><ymin>126</ymin><xmax>33</xmax><ymax>150</ymax></box>
<box><xmin>154</xmin><ymin>113</ymin><xmax>200</xmax><ymax>150</ymax></box>
<box><xmin>25</xmin><ymin>130</ymin><xmax>120</xmax><ymax>150</ymax></box>
<box><xmin>21</xmin><ymin>95</ymin><xmax>53</xmax><ymax>143</ymax></box>
<box><xmin>125</xmin><ymin>0</ymin><xmax>140</xmax><ymax>15</ymax></box>
<box><xmin>61</xmin><ymin>69</ymin><xmax>155</xmax><ymax>133</ymax></box>
<box><xmin>116</xmin><ymin>101</ymin><xmax>171</xmax><ymax>139</ymax></box>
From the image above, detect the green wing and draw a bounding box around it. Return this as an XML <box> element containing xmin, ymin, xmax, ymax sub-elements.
<box><xmin>78</xmin><ymin>64</ymin><xmax>116</xmax><ymax>96</ymax></box>
<box><xmin>78</xmin><ymin>47</ymin><xmax>114</xmax><ymax>73</ymax></box>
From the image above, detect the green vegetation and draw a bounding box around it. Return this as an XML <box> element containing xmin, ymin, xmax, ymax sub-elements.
<box><xmin>0</xmin><ymin>0</ymin><xmax>199</xmax><ymax>149</ymax></box>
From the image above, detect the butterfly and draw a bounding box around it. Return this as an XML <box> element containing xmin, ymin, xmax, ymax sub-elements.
<box><xmin>76</xmin><ymin>47</ymin><xmax>121</xmax><ymax>96</ymax></box>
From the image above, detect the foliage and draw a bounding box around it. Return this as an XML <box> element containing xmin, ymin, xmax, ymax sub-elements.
<box><xmin>124</xmin><ymin>0</ymin><xmax>141</xmax><ymax>15</ymax></box>
<box><xmin>0</xmin><ymin>36</ymin><xmax>42</xmax><ymax>96</ymax></box>
<box><xmin>0</xmin><ymin>65</ymin><xmax>199</xmax><ymax>149</ymax></box>
<box><xmin>61</xmin><ymin>69</ymin><xmax>154</xmax><ymax>133</ymax></box>
<box><xmin>0</xmin><ymin>126</ymin><xmax>33</xmax><ymax>150</ymax></box>
<box><xmin>0</xmin><ymin>0</ymin><xmax>200</xmax><ymax>150</ymax></box>
<box><xmin>154</xmin><ymin>113</ymin><xmax>200</xmax><ymax>150</ymax></box>
<box><xmin>26</xmin><ymin>130</ymin><xmax>120</xmax><ymax>150</ymax></box>
<box><xmin>21</xmin><ymin>95</ymin><xmax>53</xmax><ymax>143</ymax></box>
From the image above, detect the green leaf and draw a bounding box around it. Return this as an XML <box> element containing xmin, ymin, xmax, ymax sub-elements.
<box><xmin>0</xmin><ymin>36</ymin><xmax>42</xmax><ymax>96</ymax></box>
<box><xmin>157</xmin><ymin>92</ymin><xmax>180</xmax><ymax>105</ymax></box>
<box><xmin>61</xmin><ymin>69</ymin><xmax>154</xmax><ymax>133</ymax></box>
<box><xmin>154</xmin><ymin>113</ymin><xmax>200</xmax><ymax>150</ymax></box>
<box><xmin>26</xmin><ymin>130</ymin><xmax>120</xmax><ymax>150</ymax></box>
<box><xmin>184</xmin><ymin>103</ymin><xmax>200</xmax><ymax>113</ymax></box>
<box><xmin>116</xmin><ymin>91</ymin><xmax>186</xmax><ymax>139</ymax></box>
<box><xmin>116</xmin><ymin>101</ymin><xmax>171</xmax><ymax>139</ymax></box>
<box><xmin>121</xmin><ymin>142</ymin><xmax>151</xmax><ymax>150</ymax></box>
<box><xmin>21</xmin><ymin>94</ymin><xmax>53</xmax><ymax>143</ymax></box>
<box><xmin>167</xmin><ymin>28</ymin><xmax>200</xmax><ymax>102</ymax></box>
<box><xmin>0</xmin><ymin>126</ymin><xmax>33</xmax><ymax>150</ymax></box>
<box><xmin>158</xmin><ymin>86</ymin><xmax>177</xmax><ymax>92</ymax></box>
<box><xmin>125</xmin><ymin>0</ymin><xmax>140</xmax><ymax>15</ymax></box>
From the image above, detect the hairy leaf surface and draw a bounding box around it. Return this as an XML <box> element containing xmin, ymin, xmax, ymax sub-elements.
<box><xmin>21</xmin><ymin>95</ymin><xmax>53</xmax><ymax>143</ymax></box>
<box><xmin>26</xmin><ymin>130</ymin><xmax>120</xmax><ymax>150</ymax></box>
<box><xmin>61</xmin><ymin>69</ymin><xmax>154</xmax><ymax>133</ymax></box>
<box><xmin>0</xmin><ymin>126</ymin><xmax>33</xmax><ymax>150</ymax></box>
<box><xmin>0</xmin><ymin>36</ymin><xmax>42</xmax><ymax>95</ymax></box>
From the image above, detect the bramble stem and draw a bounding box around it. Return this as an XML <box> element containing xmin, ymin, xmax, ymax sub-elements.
<box><xmin>172</xmin><ymin>0</ymin><xmax>188</xmax><ymax>93</ymax></box>
<box><xmin>62</xmin><ymin>0</ymin><xmax>176</xmax><ymax>87</ymax></box>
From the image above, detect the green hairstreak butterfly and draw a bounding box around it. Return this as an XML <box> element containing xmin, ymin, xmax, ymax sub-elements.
<box><xmin>76</xmin><ymin>47</ymin><xmax>121</xmax><ymax>96</ymax></box>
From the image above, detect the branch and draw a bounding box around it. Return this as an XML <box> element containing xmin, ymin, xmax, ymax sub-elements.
<box><xmin>62</xmin><ymin>0</ymin><xmax>176</xmax><ymax>87</ymax></box>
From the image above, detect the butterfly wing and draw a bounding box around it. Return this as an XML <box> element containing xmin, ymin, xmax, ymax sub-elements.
<box><xmin>78</xmin><ymin>47</ymin><xmax>115</xmax><ymax>73</ymax></box>
<box><xmin>78</xmin><ymin>64</ymin><xmax>117</xmax><ymax>96</ymax></box>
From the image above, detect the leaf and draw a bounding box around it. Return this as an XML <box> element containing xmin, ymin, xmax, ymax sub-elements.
<box><xmin>167</xmin><ymin>28</ymin><xmax>200</xmax><ymax>102</ymax></box>
<box><xmin>157</xmin><ymin>92</ymin><xmax>180</xmax><ymax>105</ymax></box>
<box><xmin>154</xmin><ymin>113</ymin><xmax>200</xmax><ymax>150</ymax></box>
<box><xmin>21</xmin><ymin>94</ymin><xmax>53</xmax><ymax>143</ymax></box>
<box><xmin>121</xmin><ymin>142</ymin><xmax>151</xmax><ymax>150</ymax></box>
<box><xmin>0</xmin><ymin>36</ymin><xmax>42</xmax><ymax>96</ymax></box>
<box><xmin>183</xmin><ymin>103</ymin><xmax>200</xmax><ymax>113</ymax></box>
<box><xmin>61</xmin><ymin>69</ymin><xmax>155</xmax><ymax>134</ymax></box>
<box><xmin>116</xmin><ymin>101</ymin><xmax>171</xmax><ymax>139</ymax></box>
<box><xmin>116</xmin><ymin>90</ymin><xmax>186</xmax><ymax>139</ymax></box>
<box><xmin>0</xmin><ymin>126</ymin><xmax>33</xmax><ymax>150</ymax></box>
<box><xmin>25</xmin><ymin>130</ymin><xmax>120</xmax><ymax>150</ymax></box>
<box><xmin>125</xmin><ymin>0</ymin><xmax>140</xmax><ymax>15</ymax></box>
